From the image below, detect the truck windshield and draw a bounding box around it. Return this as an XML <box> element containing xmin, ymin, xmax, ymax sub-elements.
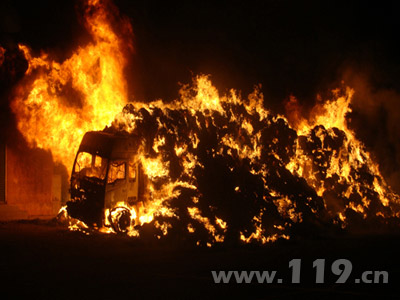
<box><xmin>74</xmin><ymin>152</ymin><xmax>108</xmax><ymax>180</ymax></box>
<box><xmin>107</xmin><ymin>161</ymin><xmax>126</xmax><ymax>184</ymax></box>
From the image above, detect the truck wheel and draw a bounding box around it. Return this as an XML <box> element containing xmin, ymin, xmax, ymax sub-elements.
<box><xmin>108</xmin><ymin>207</ymin><xmax>132</xmax><ymax>233</ymax></box>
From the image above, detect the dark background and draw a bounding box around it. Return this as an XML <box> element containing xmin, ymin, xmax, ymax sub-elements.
<box><xmin>0</xmin><ymin>222</ymin><xmax>399</xmax><ymax>299</ymax></box>
<box><xmin>2</xmin><ymin>0</ymin><xmax>400</xmax><ymax>104</ymax></box>
<box><xmin>1</xmin><ymin>0</ymin><xmax>400</xmax><ymax>191</ymax></box>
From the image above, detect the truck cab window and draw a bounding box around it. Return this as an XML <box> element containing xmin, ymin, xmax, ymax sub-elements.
<box><xmin>75</xmin><ymin>152</ymin><xmax>92</xmax><ymax>173</ymax></box>
<box><xmin>108</xmin><ymin>161</ymin><xmax>126</xmax><ymax>184</ymax></box>
<box><xmin>74</xmin><ymin>152</ymin><xmax>107</xmax><ymax>180</ymax></box>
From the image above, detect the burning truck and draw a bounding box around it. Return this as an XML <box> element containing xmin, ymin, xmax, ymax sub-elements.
<box><xmin>66</xmin><ymin>131</ymin><xmax>149</xmax><ymax>233</ymax></box>
<box><xmin>6</xmin><ymin>0</ymin><xmax>400</xmax><ymax>244</ymax></box>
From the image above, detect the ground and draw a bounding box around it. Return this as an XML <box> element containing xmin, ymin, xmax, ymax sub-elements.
<box><xmin>0</xmin><ymin>221</ymin><xmax>399</xmax><ymax>299</ymax></box>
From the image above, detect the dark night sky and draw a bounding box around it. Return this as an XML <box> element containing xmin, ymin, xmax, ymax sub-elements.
<box><xmin>1</xmin><ymin>0</ymin><xmax>400</xmax><ymax>190</ymax></box>
<box><xmin>1</xmin><ymin>0</ymin><xmax>399</xmax><ymax>106</ymax></box>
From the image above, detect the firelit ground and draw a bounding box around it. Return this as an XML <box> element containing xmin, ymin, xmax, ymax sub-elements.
<box><xmin>0</xmin><ymin>220</ymin><xmax>399</xmax><ymax>299</ymax></box>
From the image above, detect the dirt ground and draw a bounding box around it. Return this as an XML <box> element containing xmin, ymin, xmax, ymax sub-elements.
<box><xmin>0</xmin><ymin>220</ymin><xmax>399</xmax><ymax>299</ymax></box>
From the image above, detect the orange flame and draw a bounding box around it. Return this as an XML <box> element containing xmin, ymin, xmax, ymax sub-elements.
<box><xmin>285</xmin><ymin>87</ymin><xmax>399</xmax><ymax>218</ymax></box>
<box><xmin>11</xmin><ymin>0</ymin><xmax>132</xmax><ymax>172</ymax></box>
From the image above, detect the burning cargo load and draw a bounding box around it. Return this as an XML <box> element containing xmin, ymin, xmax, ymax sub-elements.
<box><xmin>64</xmin><ymin>75</ymin><xmax>400</xmax><ymax>245</ymax></box>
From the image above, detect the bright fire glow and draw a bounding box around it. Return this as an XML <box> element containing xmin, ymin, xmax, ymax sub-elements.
<box><xmin>10</xmin><ymin>0</ymin><xmax>131</xmax><ymax>172</ymax></box>
<box><xmin>9</xmin><ymin>0</ymin><xmax>400</xmax><ymax>245</ymax></box>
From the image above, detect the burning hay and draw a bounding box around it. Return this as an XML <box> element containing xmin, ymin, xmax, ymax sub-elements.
<box><xmin>93</xmin><ymin>76</ymin><xmax>399</xmax><ymax>245</ymax></box>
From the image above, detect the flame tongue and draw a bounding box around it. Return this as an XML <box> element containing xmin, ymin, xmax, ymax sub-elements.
<box><xmin>10</xmin><ymin>0</ymin><xmax>132</xmax><ymax>172</ymax></box>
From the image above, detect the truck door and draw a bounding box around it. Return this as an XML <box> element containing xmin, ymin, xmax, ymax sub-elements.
<box><xmin>106</xmin><ymin>160</ymin><xmax>128</xmax><ymax>208</ymax></box>
<box><xmin>127</xmin><ymin>161</ymin><xmax>139</xmax><ymax>206</ymax></box>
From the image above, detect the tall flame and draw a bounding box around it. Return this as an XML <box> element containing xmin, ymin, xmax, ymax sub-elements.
<box><xmin>11</xmin><ymin>0</ymin><xmax>131</xmax><ymax>171</ymax></box>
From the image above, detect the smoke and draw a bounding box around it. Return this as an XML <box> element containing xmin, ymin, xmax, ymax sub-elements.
<box><xmin>340</xmin><ymin>70</ymin><xmax>400</xmax><ymax>195</ymax></box>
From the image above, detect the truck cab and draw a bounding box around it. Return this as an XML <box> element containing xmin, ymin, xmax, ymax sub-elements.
<box><xmin>67</xmin><ymin>131</ymin><xmax>147</xmax><ymax>232</ymax></box>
